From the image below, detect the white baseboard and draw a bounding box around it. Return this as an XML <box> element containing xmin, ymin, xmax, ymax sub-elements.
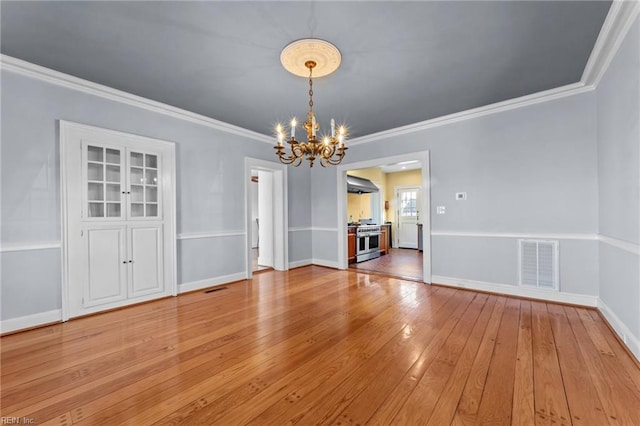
<box><xmin>178</xmin><ymin>272</ymin><xmax>247</xmax><ymax>294</ymax></box>
<box><xmin>289</xmin><ymin>259</ymin><xmax>313</xmax><ymax>269</ymax></box>
<box><xmin>1</xmin><ymin>309</ymin><xmax>62</xmax><ymax>334</ymax></box>
<box><xmin>597</xmin><ymin>299</ymin><xmax>640</xmax><ymax>362</ymax></box>
<box><xmin>311</xmin><ymin>258</ymin><xmax>340</xmax><ymax>269</ymax></box>
<box><xmin>431</xmin><ymin>275</ymin><xmax>598</xmax><ymax>307</ymax></box>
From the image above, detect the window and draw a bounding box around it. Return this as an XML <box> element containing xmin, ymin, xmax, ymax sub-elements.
<box><xmin>400</xmin><ymin>191</ymin><xmax>418</xmax><ymax>217</ymax></box>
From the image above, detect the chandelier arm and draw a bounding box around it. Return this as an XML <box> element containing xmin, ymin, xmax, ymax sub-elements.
<box><xmin>276</xmin><ymin>152</ymin><xmax>298</xmax><ymax>165</ymax></box>
<box><xmin>323</xmin><ymin>147</ymin><xmax>348</xmax><ymax>166</ymax></box>
<box><xmin>275</xmin><ymin>142</ymin><xmax>304</xmax><ymax>165</ymax></box>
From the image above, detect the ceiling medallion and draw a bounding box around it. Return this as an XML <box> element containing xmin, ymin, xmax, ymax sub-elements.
<box><xmin>274</xmin><ymin>39</ymin><xmax>347</xmax><ymax>168</ymax></box>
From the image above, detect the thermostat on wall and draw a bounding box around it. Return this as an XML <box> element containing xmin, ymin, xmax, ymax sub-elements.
<box><xmin>455</xmin><ymin>192</ymin><xmax>467</xmax><ymax>200</ymax></box>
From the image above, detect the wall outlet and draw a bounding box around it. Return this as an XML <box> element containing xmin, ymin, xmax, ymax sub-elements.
<box><xmin>436</xmin><ymin>206</ymin><xmax>446</xmax><ymax>214</ymax></box>
<box><xmin>455</xmin><ymin>192</ymin><xmax>467</xmax><ymax>200</ymax></box>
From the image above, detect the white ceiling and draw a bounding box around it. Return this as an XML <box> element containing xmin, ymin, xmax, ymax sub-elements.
<box><xmin>1</xmin><ymin>1</ymin><xmax>611</xmax><ymax>139</ymax></box>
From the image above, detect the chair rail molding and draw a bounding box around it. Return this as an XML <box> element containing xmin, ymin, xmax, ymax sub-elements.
<box><xmin>0</xmin><ymin>242</ymin><xmax>62</xmax><ymax>252</ymax></box>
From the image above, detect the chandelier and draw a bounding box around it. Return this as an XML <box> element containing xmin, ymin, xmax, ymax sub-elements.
<box><xmin>274</xmin><ymin>39</ymin><xmax>348</xmax><ymax>167</ymax></box>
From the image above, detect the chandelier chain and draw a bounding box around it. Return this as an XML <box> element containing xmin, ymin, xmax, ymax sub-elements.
<box><xmin>308</xmin><ymin>67</ymin><xmax>314</xmax><ymax>110</ymax></box>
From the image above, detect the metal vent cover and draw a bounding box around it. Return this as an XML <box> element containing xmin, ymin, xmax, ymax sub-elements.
<box><xmin>518</xmin><ymin>239</ymin><xmax>559</xmax><ymax>291</ymax></box>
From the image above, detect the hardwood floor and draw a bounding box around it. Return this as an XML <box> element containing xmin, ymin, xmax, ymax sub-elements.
<box><xmin>2</xmin><ymin>266</ymin><xmax>639</xmax><ymax>425</ymax></box>
<box><xmin>349</xmin><ymin>248</ymin><xmax>423</xmax><ymax>280</ymax></box>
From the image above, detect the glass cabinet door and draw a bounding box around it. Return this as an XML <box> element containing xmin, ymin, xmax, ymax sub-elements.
<box><xmin>86</xmin><ymin>145</ymin><xmax>123</xmax><ymax>219</ymax></box>
<box><xmin>129</xmin><ymin>151</ymin><xmax>160</xmax><ymax>218</ymax></box>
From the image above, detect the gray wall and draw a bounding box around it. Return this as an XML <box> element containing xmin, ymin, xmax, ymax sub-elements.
<box><xmin>596</xmin><ymin>16</ymin><xmax>640</xmax><ymax>341</ymax></box>
<box><xmin>312</xmin><ymin>90</ymin><xmax>600</xmax><ymax>295</ymax></box>
<box><xmin>0</xmin><ymin>70</ymin><xmax>311</xmax><ymax>320</ymax></box>
<box><xmin>2</xmin><ymin>16</ymin><xmax>638</xmax><ymax>348</ymax></box>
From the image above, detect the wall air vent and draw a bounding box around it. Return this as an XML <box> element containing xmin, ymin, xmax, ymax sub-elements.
<box><xmin>518</xmin><ymin>239</ymin><xmax>559</xmax><ymax>291</ymax></box>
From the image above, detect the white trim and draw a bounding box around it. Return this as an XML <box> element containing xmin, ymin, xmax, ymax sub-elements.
<box><xmin>177</xmin><ymin>231</ymin><xmax>245</xmax><ymax>240</ymax></box>
<box><xmin>598</xmin><ymin>234</ymin><xmax>640</xmax><ymax>256</ymax></box>
<box><xmin>0</xmin><ymin>55</ymin><xmax>272</xmax><ymax>144</ymax></box>
<box><xmin>311</xmin><ymin>258</ymin><xmax>340</xmax><ymax>269</ymax></box>
<box><xmin>582</xmin><ymin>0</ymin><xmax>640</xmax><ymax>86</ymax></box>
<box><xmin>178</xmin><ymin>272</ymin><xmax>246</xmax><ymax>294</ymax></box>
<box><xmin>432</xmin><ymin>275</ymin><xmax>598</xmax><ymax>307</ymax></box>
<box><xmin>288</xmin><ymin>227</ymin><xmax>312</xmax><ymax>233</ymax></box>
<box><xmin>1</xmin><ymin>310</ymin><xmax>62</xmax><ymax>334</ymax></box>
<box><xmin>431</xmin><ymin>231</ymin><xmax>597</xmax><ymax>241</ymax></box>
<box><xmin>347</xmin><ymin>83</ymin><xmax>591</xmax><ymax>146</ymax></box>
<box><xmin>598</xmin><ymin>298</ymin><xmax>640</xmax><ymax>362</ymax></box>
<box><xmin>244</xmin><ymin>157</ymin><xmax>288</xmax><ymax>279</ymax></box>
<box><xmin>311</xmin><ymin>227</ymin><xmax>339</xmax><ymax>233</ymax></box>
<box><xmin>60</xmin><ymin>120</ymin><xmax>71</xmax><ymax>322</ymax></box>
<box><xmin>0</xmin><ymin>242</ymin><xmax>61</xmax><ymax>253</ymax></box>
<box><xmin>288</xmin><ymin>259</ymin><xmax>339</xmax><ymax>269</ymax></box>
<box><xmin>289</xmin><ymin>259</ymin><xmax>313</xmax><ymax>268</ymax></box>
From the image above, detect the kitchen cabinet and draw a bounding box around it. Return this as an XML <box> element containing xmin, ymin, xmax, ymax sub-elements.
<box><xmin>348</xmin><ymin>227</ymin><xmax>356</xmax><ymax>263</ymax></box>
<box><xmin>380</xmin><ymin>226</ymin><xmax>388</xmax><ymax>255</ymax></box>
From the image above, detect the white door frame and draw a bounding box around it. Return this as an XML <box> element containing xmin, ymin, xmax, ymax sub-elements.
<box><xmin>336</xmin><ymin>151</ymin><xmax>431</xmax><ymax>283</ymax></box>
<box><xmin>394</xmin><ymin>185</ymin><xmax>422</xmax><ymax>248</ymax></box>
<box><xmin>60</xmin><ymin>121</ymin><xmax>177</xmax><ymax>322</ymax></box>
<box><xmin>244</xmin><ymin>157</ymin><xmax>288</xmax><ymax>278</ymax></box>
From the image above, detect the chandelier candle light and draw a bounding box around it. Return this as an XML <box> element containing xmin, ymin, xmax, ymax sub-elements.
<box><xmin>275</xmin><ymin>39</ymin><xmax>347</xmax><ymax>167</ymax></box>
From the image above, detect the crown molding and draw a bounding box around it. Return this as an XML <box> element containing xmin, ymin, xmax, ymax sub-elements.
<box><xmin>347</xmin><ymin>82</ymin><xmax>591</xmax><ymax>146</ymax></box>
<box><xmin>0</xmin><ymin>54</ymin><xmax>273</xmax><ymax>144</ymax></box>
<box><xmin>348</xmin><ymin>1</ymin><xmax>640</xmax><ymax>147</ymax></box>
<box><xmin>581</xmin><ymin>0</ymin><xmax>640</xmax><ymax>87</ymax></box>
<box><xmin>2</xmin><ymin>2</ymin><xmax>637</xmax><ymax>148</ymax></box>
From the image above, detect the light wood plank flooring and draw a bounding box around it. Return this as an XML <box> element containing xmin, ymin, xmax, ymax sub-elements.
<box><xmin>1</xmin><ymin>266</ymin><xmax>639</xmax><ymax>425</ymax></box>
<box><xmin>349</xmin><ymin>248</ymin><xmax>423</xmax><ymax>281</ymax></box>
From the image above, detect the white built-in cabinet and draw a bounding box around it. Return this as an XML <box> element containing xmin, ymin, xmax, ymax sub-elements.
<box><xmin>61</xmin><ymin>122</ymin><xmax>176</xmax><ymax>320</ymax></box>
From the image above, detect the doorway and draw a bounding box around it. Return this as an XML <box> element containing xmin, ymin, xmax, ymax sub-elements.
<box><xmin>337</xmin><ymin>151</ymin><xmax>431</xmax><ymax>283</ymax></box>
<box><xmin>251</xmin><ymin>170</ymin><xmax>274</xmax><ymax>272</ymax></box>
<box><xmin>396</xmin><ymin>186</ymin><xmax>421</xmax><ymax>249</ymax></box>
<box><xmin>245</xmin><ymin>158</ymin><xmax>288</xmax><ymax>279</ymax></box>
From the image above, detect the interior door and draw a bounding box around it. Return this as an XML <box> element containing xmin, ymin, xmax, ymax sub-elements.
<box><xmin>397</xmin><ymin>187</ymin><xmax>421</xmax><ymax>249</ymax></box>
<box><xmin>257</xmin><ymin>170</ymin><xmax>274</xmax><ymax>268</ymax></box>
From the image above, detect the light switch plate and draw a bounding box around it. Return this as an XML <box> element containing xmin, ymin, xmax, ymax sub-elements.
<box><xmin>455</xmin><ymin>192</ymin><xmax>467</xmax><ymax>200</ymax></box>
<box><xmin>436</xmin><ymin>206</ymin><xmax>446</xmax><ymax>214</ymax></box>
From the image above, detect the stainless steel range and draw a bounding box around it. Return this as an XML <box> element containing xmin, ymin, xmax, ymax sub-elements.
<box><xmin>356</xmin><ymin>225</ymin><xmax>382</xmax><ymax>262</ymax></box>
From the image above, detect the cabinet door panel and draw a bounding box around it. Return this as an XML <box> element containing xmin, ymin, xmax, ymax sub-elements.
<box><xmin>85</xmin><ymin>227</ymin><xmax>127</xmax><ymax>307</ymax></box>
<box><xmin>128</xmin><ymin>151</ymin><xmax>161</xmax><ymax>220</ymax></box>
<box><xmin>129</xmin><ymin>225</ymin><xmax>164</xmax><ymax>297</ymax></box>
<box><xmin>83</xmin><ymin>142</ymin><xmax>124</xmax><ymax>220</ymax></box>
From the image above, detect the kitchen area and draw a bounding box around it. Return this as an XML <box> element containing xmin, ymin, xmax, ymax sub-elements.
<box><xmin>346</xmin><ymin>164</ymin><xmax>424</xmax><ymax>280</ymax></box>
